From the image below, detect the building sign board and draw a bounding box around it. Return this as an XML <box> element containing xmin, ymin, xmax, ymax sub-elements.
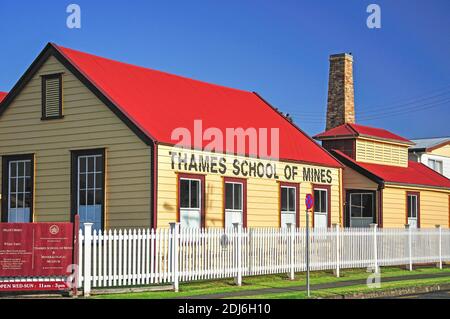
<box><xmin>0</xmin><ymin>223</ymin><xmax>74</xmax><ymax>277</ymax></box>
<box><xmin>169</xmin><ymin>150</ymin><xmax>334</xmax><ymax>184</ymax></box>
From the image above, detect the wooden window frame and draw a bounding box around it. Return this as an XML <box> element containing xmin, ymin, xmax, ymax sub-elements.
<box><xmin>312</xmin><ymin>184</ymin><xmax>332</xmax><ymax>228</ymax></box>
<box><xmin>428</xmin><ymin>158</ymin><xmax>443</xmax><ymax>175</ymax></box>
<box><xmin>279</xmin><ymin>182</ymin><xmax>300</xmax><ymax>228</ymax></box>
<box><xmin>41</xmin><ymin>73</ymin><xmax>63</xmax><ymax>120</ymax></box>
<box><xmin>223</xmin><ymin>177</ymin><xmax>247</xmax><ymax>228</ymax></box>
<box><xmin>70</xmin><ymin>148</ymin><xmax>106</xmax><ymax>230</ymax></box>
<box><xmin>345</xmin><ymin>189</ymin><xmax>377</xmax><ymax>228</ymax></box>
<box><xmin>177</xmin><ymin>173</ymin><xmax>206</xmax><ymax>228</ymax></box>
<box><xmin>406</xmin><ymin>191</ymin><xmax>420</xmax><ymax>228</ymax></box>
<box><xmin>1</xmin><ymin>154</ymin><xmax>34</xmax><ymax>223</ymax></box>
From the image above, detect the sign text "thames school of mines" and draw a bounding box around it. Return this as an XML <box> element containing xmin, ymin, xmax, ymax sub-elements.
<box><xmin>169</xmin><ymin>151</ymin><xmax>333</xmax><ymax>184</ymax></box>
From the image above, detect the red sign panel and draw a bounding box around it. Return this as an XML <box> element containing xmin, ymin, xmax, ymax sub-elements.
<box><xmin>0</xmin><ymin>223</ymin><xmax>74</xmax><ymax>277</ymax></box>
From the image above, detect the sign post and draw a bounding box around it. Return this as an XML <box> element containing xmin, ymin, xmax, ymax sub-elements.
<box><xmin>305</xmin><ymin>194</ymin><xmax>314</xmax><ymax>298</ymax></box>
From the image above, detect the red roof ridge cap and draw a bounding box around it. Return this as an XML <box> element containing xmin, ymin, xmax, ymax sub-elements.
<box><xmin>345</xmin><ymin>123</ymin><xmax>360</xmax><ymax>136</ymax></box>
<box><xmin>53</xmin><ymin>43</ymin><xmax>252</xmax><ymax>96</ymax></box>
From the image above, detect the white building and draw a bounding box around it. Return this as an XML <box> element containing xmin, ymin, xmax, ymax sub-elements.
<box><xmin>409</xmin><ymin>137</ymin><xmax>450</xmax><ymax>179</ymax></box>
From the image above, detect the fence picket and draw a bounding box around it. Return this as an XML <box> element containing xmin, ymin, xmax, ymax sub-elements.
<box><xmin>75</xmin><ymin>226</ymin><xmax>450</xmax><ymax>293</ymax></box>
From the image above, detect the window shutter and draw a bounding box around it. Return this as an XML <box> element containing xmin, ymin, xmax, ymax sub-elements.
<box><xmin>42</xmin><ymin>74</ymin><xmax>62</xmax><ymax>119</ymax></box>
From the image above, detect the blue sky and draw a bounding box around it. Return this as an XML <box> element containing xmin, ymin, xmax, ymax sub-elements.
<box><xmin>0</xmin><ymin>0</ymin><xmax>449</xmax><ymax>138</ymax></box>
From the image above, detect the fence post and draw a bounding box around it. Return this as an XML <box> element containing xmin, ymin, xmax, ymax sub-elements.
<box><xmin>234</xmin><ymin>223</ymin><xmax>242</xmax><ymax>286</ymax></box>
<box><xmin>405</xmin><ymin>224</ymin><xmax>413</xmax><ymax>271</ymax></box>
<box><xmin>370</xmin><ymin>224</ymin><xmax>379</xmax><ymax>273</ymax></box>
<box><xmin>169</xmin><ymin>222</ymin><xmax>180</xmax><ymax>292</ymax></box>
<box><xmin>436</xmin><ymin>225</ymin><xmax>442</xmax><ymax>270</ymax></box>
<box><xmin>248</xmin><ymin>228</ymin><xmax>253</xmax><ymax>275</ymax></box>
<box><xmin>83</xmin><ymin>223</ymin><xmax>93</xmax><ymax>297</ymax></box>
<box><xmin>334</xmin><ymin>224</ymin><xmax>340</xmax><ymax>278</ymax></box>
<box><xmin>288</xmin><ymin>224</ymin><xmax>295</xmax><ymax>280</ymax></box>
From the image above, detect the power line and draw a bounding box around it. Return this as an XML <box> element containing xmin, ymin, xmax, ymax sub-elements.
<box><xmin>286</xmin><ymin>98</ymin><xmax>450</xmax><ymax>124</ymax></box>
<box><xmin>286</xmin><ymin>90</ymin><xmax>450</xmax><ymax>119</ymax></box>
<box><xmin>358</xmin><ymin>98</ymin><xmax>450</xmax><ymax>121</ymax></box>
<box><xmin>277</xmin><ymin>83</ymin><xmax>450</xmax><ymax>118</ymax></box>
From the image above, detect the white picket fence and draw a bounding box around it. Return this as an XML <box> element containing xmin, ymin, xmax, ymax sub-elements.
<box><xmin>78</xmin><ymin>224</ymin><xmax>450</xmax><ymax>295</ymax></box>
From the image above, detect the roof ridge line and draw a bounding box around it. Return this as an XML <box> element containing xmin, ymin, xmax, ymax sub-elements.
<box><xmin>53</xmin><ymin>43</ymin><xmax>252</xmax><ymax>96</ymax></box>
<box><xmin>346</xmin><ymin>123</ymin><xmax>360</xmax><ymax>136</ymax></box>
<box><xmin>410</xmin><ymin>136</ymin><xmax>450</xmax><ymax>140</ymax></box>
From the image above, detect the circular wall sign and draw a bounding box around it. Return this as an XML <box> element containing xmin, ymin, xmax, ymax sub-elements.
<box><xmin>305</xmin><ymin>194</ymin><xmax>314</xmax><ymax>210</ymax></box>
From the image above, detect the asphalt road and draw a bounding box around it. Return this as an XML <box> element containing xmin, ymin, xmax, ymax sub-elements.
<box><xmin>391</xmin><ymin>290</ymin><xmax>450</xmax><ymax>299</ymax></box>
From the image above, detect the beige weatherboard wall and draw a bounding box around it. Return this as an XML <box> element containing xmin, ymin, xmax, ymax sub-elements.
<box><xmin>0</xmin><ymin>55</ymin><xmax>152</xmax><ymax>229</ymax></box>
<box><xmin>429</xmin><ymin>144</ymin><xmax>450</xmax><ymax>158</ymax></box>
<box><xmin>382</xmin><ymin>185</ymin><xmax>450</xmax><ymax>228</ymax></box>
<box><xmin>157</xmin><ymin>145</ymin><xmax>342</xmax><ymax>228</ymax></box>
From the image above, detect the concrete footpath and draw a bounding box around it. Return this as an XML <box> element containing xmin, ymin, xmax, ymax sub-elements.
<box><xmin>177</xmin><ymin>272</ymin><xmax>450</xmax><ymax>299</ymax></box>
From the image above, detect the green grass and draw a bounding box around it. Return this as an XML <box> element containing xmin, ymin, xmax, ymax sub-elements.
<box><xmin>94</xmin><ymin>266</ymin><xmax>450</xmax><ymax>299</ymax></box>
<box><xmin>233</xmin><ymin>276</ymin><xmax>450</xmax><ymax>299</ymax></box>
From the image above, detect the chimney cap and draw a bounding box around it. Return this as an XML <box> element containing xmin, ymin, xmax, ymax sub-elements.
<box><xmin>330</xmin><ymin>53</ymin><xmax>353</xmax><ymax>61</ymax></box>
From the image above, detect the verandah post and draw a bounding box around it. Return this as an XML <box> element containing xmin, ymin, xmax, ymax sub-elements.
<box><xmin>436</xmin><ymin>225</ymin><xmax>442</xmax><ymax>269</ymax></box>
<box><xmin>334</xmin><ymin>223</ymin><xmax>340</xmax><ymax>278</ymax></box>
<box><xmin>234</xmin><ymin>223</ymin><xmax>242</xmax><ymax>286</ymax></box>
<box><xmin>370</xmin><ymin>224</ymin><xmax>379</xmax><ymax>273</ymax></box>
<box><xmin>169</xmin><ymin>222</ymin><xmax>180</xmax><ymax>292</ymax></box>
<box><xmin>288</xmin><ymin>223</ymin><xmax>295</xmax><ymax>280</ymax></box>
<box><xmin>83</xmin><ymin>223</ymin><xmax>93</xmax><ymax>297</ymax></box>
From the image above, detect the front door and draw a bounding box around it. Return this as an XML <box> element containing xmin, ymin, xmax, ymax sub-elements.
<box><xmin>314</xmin><ymin>188</ymin><xmax>328</xmax><ymax>228</ymax></box>
<box><xmin>349</xmin><ymin>192</ymin><xmax>375</xmax><ymax>228</ymax></box>
<box><xmin>225</xmin><ymin>181</ymin><xmax>243</xmax><ymax>228</ymax></box>
<box><xmin>179</xmin><ymin>178</ymin><xmax>202</xmax><ymax>228</ymax></box>
<box><xmin>407</xmin><ymin>193</ymin><xmax>419</xmax><ymax>228</ymax></box>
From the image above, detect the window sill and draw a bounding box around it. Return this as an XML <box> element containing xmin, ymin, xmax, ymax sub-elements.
<box><xmin>41</xmin><ymin>116</ymin><xmax>65</xmax><ymax>121</ymax></box>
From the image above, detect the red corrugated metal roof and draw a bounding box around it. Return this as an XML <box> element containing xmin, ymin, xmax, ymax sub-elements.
<box><xmin>53</xmin><ymin>44</ymin><xmax>341</xmax><ymax>167</ymax></box>
<box><xmin>314</xmin><ymin>123</ymin><xmax>413</xmax><ymax>144</ymax></box>
<box><xmin>0</xmin><ymin>92</ymin><xmax>7</xmax><ymax>103</ymax></box>
<box><xmin>333</xmin><ymin>150</ymin><xmax>450</xmax><ymax>189</ymax></box>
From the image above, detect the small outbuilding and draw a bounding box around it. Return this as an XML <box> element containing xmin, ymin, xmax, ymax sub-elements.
<box><xmin>315</xmin><ymin>53</ymin><xmax>450</xmax><ymax>228</ymax></box>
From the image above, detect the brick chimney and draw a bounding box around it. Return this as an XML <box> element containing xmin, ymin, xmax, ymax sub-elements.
<box><xmin>326</xmin><ymin>53</ymin><xmax>355</xmax><ymax>130</ymax></box>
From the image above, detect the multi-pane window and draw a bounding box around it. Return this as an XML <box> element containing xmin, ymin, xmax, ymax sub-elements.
<box><xmin>180</xmin><ymin>179</ymin><xmax>200</xmax><ymax>209</ymax></box>
<box><xmin>314</xmin><ymin>189</ymin><xmax>328</xmax><ymax>213</ymax></box>
<box><xmin>281</xmin><ymin>186</ymin><xmax>296</xmax><ymax>213</ymax></box>
<box><xmin>77</xmin><ymin>153</ymin><xmax>104</xmax><ymax>231</ymax></box>
<box><xmin>407</xmin><ymin>194</ymin><xmax>418</xmax><ymax>219</ymax></box>
<box><xmin>225</xmin><ymin>182</ymin><xmax>243</xmax><ymax>211</ymax></box>
<box><xmin>179</xmin><ymin>178</ymin><xmax>202</xmax><ymax>228</ymax></box>
<box><xmin>280</xmin><ymin>185</ymin><xmax>297</xmax><ymax>228</ymax></box>
<box><xmin>350</xmin><ymin>193</ymin><xmax>374</xmax><ymax>219</ymax></box>
<box><xmin>7</xmin><ymin>159</ymin><xmax>33</xmax><ymax>222</ymax></box>
<box><xmin>428</xmin><ymin>159</ymin><xmax>443</xmax><ymax>174</ymax></box>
